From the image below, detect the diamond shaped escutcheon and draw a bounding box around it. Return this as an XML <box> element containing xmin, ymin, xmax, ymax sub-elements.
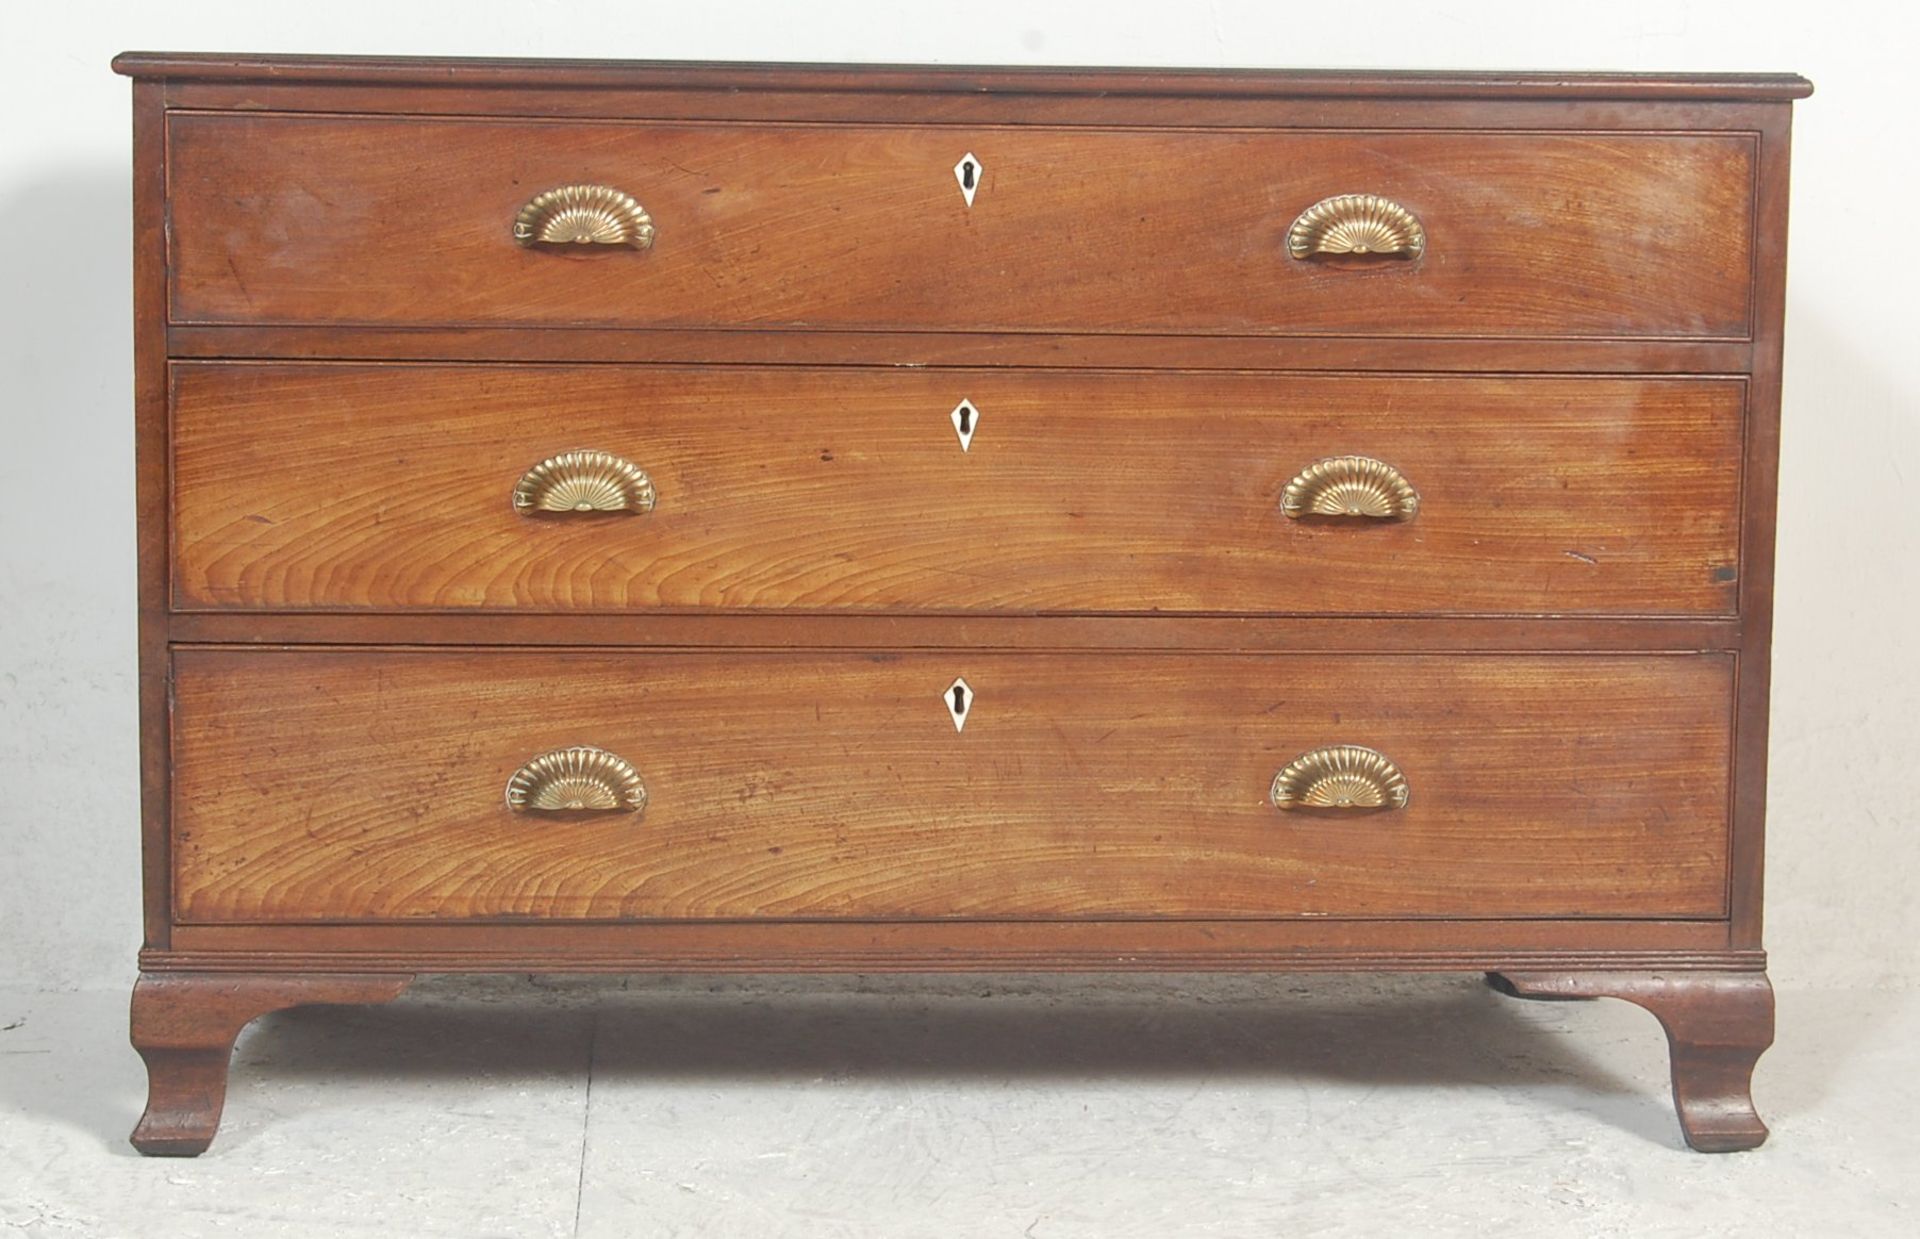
<box><xmin>950</xmin><ymin>399</ymin><xmax>979</xmax><ymax>451</ymax></box>
<box><xmin>954</xmin><ymin>152</ymin><xmax>983</xmax><ymax>207</ymax></box>
<box><xmin>945</xmin><ymin>678</ymin><xmax>974</xmax><ymax>732</ymax></box>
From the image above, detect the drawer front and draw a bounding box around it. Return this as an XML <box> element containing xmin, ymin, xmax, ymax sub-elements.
<box><xmin>171</xmin><ymin>649</ymin><xmax>1733</xmax><ymax>923</ymax></box>
<box><xmin>168</xmin><ymin>114</ymin><xmax>1754</xmax><ymax>339</ymax></box>
<box><xmin>172</xmin><ymin>364</ymin><xmax>1744</xmax><ymax>616</ymax></box>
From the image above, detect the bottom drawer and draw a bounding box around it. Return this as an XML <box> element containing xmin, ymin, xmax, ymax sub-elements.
<box><xmin>171</xmin><ymin>649</ymin><xmax>1732</xmax><ymax>923</ymax></box>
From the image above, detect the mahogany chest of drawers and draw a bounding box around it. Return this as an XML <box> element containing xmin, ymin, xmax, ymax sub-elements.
<box><xmin>112</xmin><ymin>53</ymin><xmax>1811</xmax><ymax>1155</ymax></box>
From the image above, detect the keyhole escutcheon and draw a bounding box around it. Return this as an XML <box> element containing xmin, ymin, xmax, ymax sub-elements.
<box><xmin>954</xmin><ymin>152</ymin><xmax>983</xmax><ymax>207</ymax></box>
<box><xmin>945</xmin><ymin>677</ymin><xmax>974</xmax><ymax>732</ymax></box>
<box><xmin>950</xmin><ymin>399</ymin><xmax>980</xmax><ymax>451</ymax></box>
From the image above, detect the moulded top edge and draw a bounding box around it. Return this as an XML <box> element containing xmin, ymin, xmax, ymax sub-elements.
<box><xmin>109</xmin><ymin>53</ymin><xmax>1814</xmax><ymax>101</ymax></box>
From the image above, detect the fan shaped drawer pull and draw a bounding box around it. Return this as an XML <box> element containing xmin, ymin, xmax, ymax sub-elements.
<box><xmin>513</xmin><ymin>450</ymin><xmax>657</xmax><ymax>515</ymax></box>
<box><xmin>505</xmin><ymin>746</ymin><xmax>648</xmax><ymax>814</ymax></box>
<box><xmin>1287</xmin><ymin>194</ymin><xmax>1425</xmax><ymax>260</ymax></box>
<box><xmin>1271</xmin><ymin>745</ymin><xmax>1410</xmax><ymax>812</ymax></box>
<box><xmin>1281</xmin><ymin>456</ymin><xmax>1419</xmax><ymax>521</ymax></box>
<box><xmin>512</xmin><ymin>184</ymin><xmax>656</xmax><ymax>249</ymax></box>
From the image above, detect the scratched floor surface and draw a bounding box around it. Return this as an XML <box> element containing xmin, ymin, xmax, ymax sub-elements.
<box><xmin>1</xmin><ymin>974</ymin><xmax>1914</xmax><ymax>1237</ymax></box>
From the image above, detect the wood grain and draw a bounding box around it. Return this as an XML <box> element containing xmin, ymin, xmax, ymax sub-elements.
<box><xmin>154</xmin><ymin>84</ymin><xmax>1790</xmax><ymax>139</ymax></box>
<box><xmin>129</xmin><ymin>971</ymin><xmax>411</xmax><ymax>1156</ymax></box>
<box><xmin>133</xmin><ymin>81</ymin><xmax>173</xmax><ymax>948</ymax></box>
<box><xmin>171</xmin><ymin>364</ymin><xmax>1746</xmax><ymax>616</ymax></box>
<box><xmin>153</xmin><ymin>917</ymin><xmax>1755</xmax><ymax>975</ymax></box>
<box><xmin>170</xmin><ymin>649</ymin><xmax>1734</xmax><ymax>923</ymax></box>
<box><xmin>166</xmin><ymin>612</ymin><xmax>1744</xmax><ymax>652</ymax></box>
<box><xmin>117</xmin><ymin>54</ymin><xmax>1809</xmax><ymax>1157</ymax></box>
<box><xmin>1729</xmin><ymin>105</ymin><xmax>1797</xmax><ymax>950</ymax></box>
<box><xmin>165</xmin><ymin>115</ymin><xmax>1756</xmax><ymax>340</ymax></box>
<box><xmin>112</xmin><ymin>55</ymin><xmax>1814</xmax><ymax>102</ymax></box>
<box><xmin>164</xmin><ymin>324</ymin><xmax>1757</xmax><ymax>375</ymax></box>
<box><xmin>1491</xmin><ymin>970</ymin><xmax>1775</xmax><ymax>1152</ymax></box>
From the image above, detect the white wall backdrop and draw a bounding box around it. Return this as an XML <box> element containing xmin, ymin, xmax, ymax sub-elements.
<box><xmin>3</xmin><ymin>1</ymin><xmax>1914</xmax><ymax>990</ymax></box>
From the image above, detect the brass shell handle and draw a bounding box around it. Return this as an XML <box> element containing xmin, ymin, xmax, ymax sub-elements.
<box><xmin>506</xmin><ymin>746</ymin><xmax>648</xmax><ymax>814</ymax></box>
<box><xmin>1272</xmin><ymin>745</ymin><xmax>1410</xmax><ymax>812</ymax></box>
<box><xmin>513</xmin><ymin>450</ymin><xmax>657</xmax><ymax>515</ymax></box>
<box><xmin>1282</xmin><ymin>456</ymin><xmax>1419</xmax><ymax>521</ymax></box>
<box><xmin>1287</xmin><ymin>194</ymin><xmax>1425</xmax><ymax>260</ymax></box>
<box><xmin>513</xmin><ymin>184</ymin><xmax>655</xmax><ymax>249</ymax></box>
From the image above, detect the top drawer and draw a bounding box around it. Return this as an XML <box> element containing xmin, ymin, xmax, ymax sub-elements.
<box><xmin>166</xmin><ymin>114</ymin><xmax>1756</xmax><ymax>340</ymax></box>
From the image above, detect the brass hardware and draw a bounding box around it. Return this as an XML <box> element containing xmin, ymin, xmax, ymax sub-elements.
<box><xmin>513</xmin><ymin>185</ymin><xmax>655</xmax><ymax>249</ymax></box>
<box><xmin>505</xmin><ymin>746</ymin><xmax>648</xmax><ymax>814</ymax></box>
<box><xmin>513</xmin><ymin>450</ymin><xmax>657</xmax><ymax>515</ymax></box>
<box><xmin>1272</xmin><ymin>745</ymin><xmax>1410</xmax><ymax>811</ymax></box>
<box><xmin>1287</xmin><ymin>194</ymin><xmax>1425</xmax><ymax>260</ymax></box>
<box><xmin>1282</xmin><ymin>456</ymin><xmax>1420</xmax><ymax>521</ymax></box>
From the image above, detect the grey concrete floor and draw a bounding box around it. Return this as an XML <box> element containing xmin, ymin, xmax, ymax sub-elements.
<box><xmin>0</xmin><ymin>975</ymin><xmax>1913</xmax><ymax>1237</ymax></box>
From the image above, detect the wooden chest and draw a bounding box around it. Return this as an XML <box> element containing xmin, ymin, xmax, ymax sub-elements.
<box><xmin>113</xmin><ymin>53</ymin><xmax>1811</xmax><ymax>1155</ymax></box>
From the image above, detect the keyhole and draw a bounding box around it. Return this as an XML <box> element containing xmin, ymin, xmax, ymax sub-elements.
<box><xmin>950</xmin><ymin>400</ymin><xmax>980</xmax><ymax>450</ymax></box>
<box><xmin>944</xmin><ymin>676</ymin><xmax>974</xmax><ymax>731</ymax></box>
<box><xmin>954</xmin><ymin>153</ymin><xmax>984</xmax><ymax>208</ymax></box>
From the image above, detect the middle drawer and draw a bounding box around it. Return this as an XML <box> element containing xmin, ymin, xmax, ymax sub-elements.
<box><xmin>173</xmin><ymin>363</ymin><xmax>1744</xmax><ymax>616</ymax></box>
